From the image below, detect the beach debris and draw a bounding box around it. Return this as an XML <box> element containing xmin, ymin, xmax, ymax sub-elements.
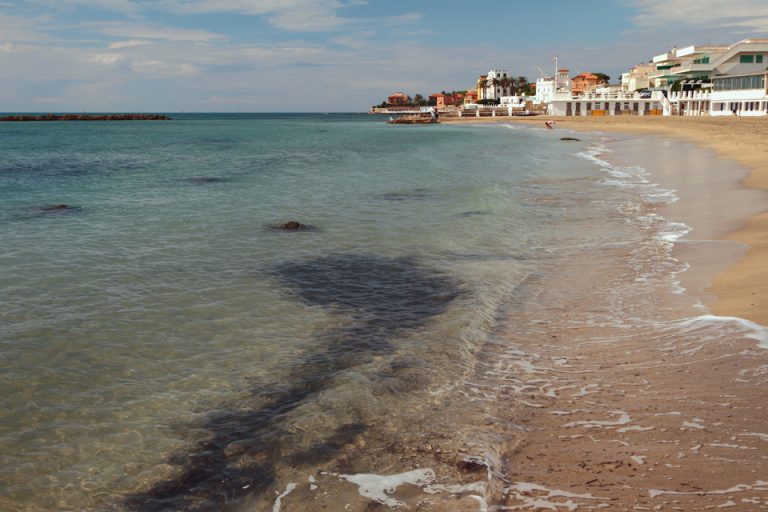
<box><xmin>560</xmin><ymin>137</ymin><xmax>581</xmax><ymax>141</ymax></box>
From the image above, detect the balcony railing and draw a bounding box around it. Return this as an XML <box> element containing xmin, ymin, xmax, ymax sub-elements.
<box><xmin>668</xmin><ymin>91</ymin><xmax>711</xmax><ymax>101</ymax></box>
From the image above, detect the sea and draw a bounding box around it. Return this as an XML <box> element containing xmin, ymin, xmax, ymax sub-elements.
<box><xmin>1</xmin><ymin>113</ymin><xmax>766</xmax><ymax>511</ymax></box>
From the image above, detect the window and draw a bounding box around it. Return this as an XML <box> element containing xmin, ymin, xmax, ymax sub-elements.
<box><xmin>714</xmin><ymin>74</ymin><xmax>766</xmax><ymax>91</ymax></box>
<box><xmin>740</xmin><ymin>55</ymin><xmax>755</xmax><ymax>63</ymax></box>
<box><xmin>757</xmin><ymin>55</ymin><xmax>764</xmax><ymax>64</ymax></box>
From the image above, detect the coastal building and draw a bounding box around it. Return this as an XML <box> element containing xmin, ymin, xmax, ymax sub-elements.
<box><xmin>570</xmin><ymin>72</ymin><xmax>606</xmax><ymax>95</ymax></box>
<box><xmin>463</xmin><ymin>89</ymin><xmax>478</xmax><ymax>104</ymax></box>
<box><xmin>387</xmin><ymin>92</ymin><xmax>409</xmax><ymax>106</ymax></box>
<box><xmin>478</xmin><ymin>69</ymin><xmax>513</xmax><ymax>101</ymax></box>
<box><xmin>709</xmin><ymin>72</ymin><xmax>768</xmax><ymax>116</ymax></box>
<box><xmin>430</xmin><ymin>93</ymin><xmax>448</xmax><ymax>108</ymax></box>
<box><xmin>650</xmin><ymin>39</ymin><xmax>768</xmax><ymax>86</ymax></box>
<box><xmin>534</xmin><ymin>69</ymin><xmax>571</xmax><ymax>107</ymax></box>
<box><xmin>548</xmin><ymin>90</ymin><xmax>664</xmax><ymax>116</ymax></box>
<box><xmin>650</xmin><ymin>38</ymin><xmax>768</xmax><ymax>116</ymax></box>
<box><xmin>621</xmin><ymin>63</ymin><xmax>655</xmax><ymax>92</ymax></box>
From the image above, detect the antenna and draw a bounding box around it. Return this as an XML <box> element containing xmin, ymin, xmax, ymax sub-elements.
<box><xmin>536</xmin><ymin>66</ymin><xmax>546</xmax><ymax>78</ymax></box>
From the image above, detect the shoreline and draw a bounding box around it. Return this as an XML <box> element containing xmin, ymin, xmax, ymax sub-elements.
<box><xmin>448</xmin><ymin>118</ymin><xmax>768</xmax><ymax>509</ymax></box>
<box><xmin>444</xmin><ymin>116</ymin><xmax>768</xmax><ymax>326</ymax></box>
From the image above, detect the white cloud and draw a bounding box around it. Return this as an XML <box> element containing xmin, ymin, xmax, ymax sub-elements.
<box><xmin>50</xmin><ymin>0</ymin><xmax>140</xmax><ymax>14</ymax></box>
<box><xmin>131</xmin><ymin>59</ymin><xmax>200</xmax><ymax>76</ymax></box>
<box><xmin>630</xmin><ymin>0</ymin><xmax>768</xmax><ymax>32</ymax></box>
<box><xmin>0</xmin><ymin>13</ymin><xmax>49</xmax><ymax>42</ymax></box>
<box><xmin>108</xmin><ymin>39</ymin><xmax>151</xmax><ymax>48</ymax></box>
<box><xmin>163</xmin><ymin>0</ymin><xmax>350</xmax><ymax>31</ymax></box>
<box><xmin>91</xmin><ymin>52</ymin><xmax>125</xmax><ymax>65</ymax></box>
<box><xmin>86</xmin><ymin>21</ymin><xmax>226</xmax><ymax>41</ymax></box>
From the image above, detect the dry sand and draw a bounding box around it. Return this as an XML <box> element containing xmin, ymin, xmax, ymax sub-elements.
<box><xmin>438</xmin><ymin>115</ymin><xmax>768</xmax><ymax>510</ymax></box>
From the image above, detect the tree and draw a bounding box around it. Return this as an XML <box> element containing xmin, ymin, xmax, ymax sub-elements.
<box><xmin>413</xmin><ymin>94</ymin><xmax>425</xmax><ymax>106</ymax></box>
<box><xmin>594</xmin><ymin>73</ymin><xmax>610</xmax><ymax>83</ymax></box>
<box><xmin>516</xmin><ymin>76</ymin><xmax>529</xmax><ymax>95</ymax></box>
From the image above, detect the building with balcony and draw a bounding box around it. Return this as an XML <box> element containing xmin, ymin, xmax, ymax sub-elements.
<box><xmin>570</xmin><ymin>72</ymin><xmax>606</xmax><ymax>95</ymax></box>
<box><xmin>534</xmin><ymin>69</ymin><xmax>571</xmax><ymax>108</ymax></box>
<box><xmin>478</xmin><ymin>69</ymin><xmax>513</xmax><ymax>101</ymax></box>
<box><xmin>621</xmin><ymin>63</ymin><xmax>655</xmax><ymax>92</ymax></box>
<box><xmin>650</xmin><ymin>39</ymin><xmax>768</xmax><ymax>87</ymax></box>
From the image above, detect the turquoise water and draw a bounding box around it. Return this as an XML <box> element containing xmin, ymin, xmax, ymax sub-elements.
<box><xmin>1</xmin><ymin>115</ymin><xmax>612</xmax><ymax>510</ymax></box>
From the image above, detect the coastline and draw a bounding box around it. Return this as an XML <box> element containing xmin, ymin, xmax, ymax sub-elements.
<box><xmin>444</xmin><ymin>116</ymin><xmax>768</xmax><ymax>326</ymax></box>
<box><xmin>441</xmin><ymin>117</ymin><xmax>768</xmax><ymax>509</ymax></box>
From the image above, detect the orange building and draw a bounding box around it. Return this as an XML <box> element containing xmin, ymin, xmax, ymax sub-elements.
<box><xmin>429</xmin><ymin>93</ymin><xmax>448</xmax><ymax>108</ymax></box>
<box><xmin>387</xmin><ymin>92</ymin><xmax>409</xmax><ymax>105</ymax></box>
<box><xmin>464</xmin><ymin>89</ymin><xmax>478</xmax><ymax>104</ymax></box>
<box><xmin>570</xmin><ymin>73</ymin><xmax>606</xmax><ymax>94</ymax></box>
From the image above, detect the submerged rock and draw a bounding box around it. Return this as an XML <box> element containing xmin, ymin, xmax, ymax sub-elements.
<box><xmin>560</xmin><ymin>137</ymin><xmax>580</xmax><ymax>141</ymax></box>
<box><xmin>39</xmin><ymin>204</ymin><xmax>82</xmax><ymax>214</ymax></box>
<box><xmin>271</xmin><ymin>220</ymin><xmax>314</xmax><ymax>231</ymax></box>
<box><xmin>184</xmin><ymin>177</ymin><xmax>227</xmax><ymax>185</ymax></box>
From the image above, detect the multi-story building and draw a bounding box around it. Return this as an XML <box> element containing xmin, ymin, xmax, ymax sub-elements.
<box><xmin>387</xmin><ymin>92</ymin><xmax>409</xmax><ymax>106</ymax></box>
<box><xmin>571</xmin><ymin>72</ymin><xmax>606</xmax><ymax>95</ymax></box>
<box><xmin>534</xmin><ymin>69</ymin><xmax>571</xmax><ymax>106</ymax></box>
<box><xmin>478</xmin><ymin>69</ymin><xmax>513</xmax><ymax>101</ymax></box>
<box><xmin>651</xmin><ymin>39</ymin><xmax>768</xmax><ymax>116</ymax></box>
<box><xmin>621</xmin><ymin>63</ymin><xmax>655</xmax><ymax>92</ymax></box>
<box><xmin>650</xmin><ymin>39</ymin><xmax>768</xmax><ymax>86</ymax></box>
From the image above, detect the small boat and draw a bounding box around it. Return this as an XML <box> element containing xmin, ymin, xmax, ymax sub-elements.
<box><xmin>388</xmin><ymin>114</ymin><xmax>439</xmax><ymax>124</ymax></box>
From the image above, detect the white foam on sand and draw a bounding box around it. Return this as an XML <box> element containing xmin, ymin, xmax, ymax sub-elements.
<box><xmin>672</xmin><ymin>315</ymin><xmax>768</xmax><ymax>349</ymax></box>
<box><xmin>272</xmin><ymin>483</ymin><xmax>298</xmax><ymax>512</ymax></box>
<box><xmin>339</xmin><ymin>469</ymin><xmax>435</xmax><ymax>508</ymax></box>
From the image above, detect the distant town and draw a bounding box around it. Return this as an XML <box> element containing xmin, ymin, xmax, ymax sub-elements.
<box><xmin>372</xmin><ymin>38</ymin><xmax>768</xmax><ymax>118</ymax></box>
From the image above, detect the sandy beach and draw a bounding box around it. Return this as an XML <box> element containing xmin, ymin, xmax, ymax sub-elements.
<box><xmin>438</xmin><ymin>116</ymin><xmax>768</xmax><ymax>510</ymax></box>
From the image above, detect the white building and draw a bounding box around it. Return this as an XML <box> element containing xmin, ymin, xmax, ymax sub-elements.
<box><xmin>548</xmin><ymin>90</ymin><xmax>664</xmax><ymax>117</ymax></box>
<box><xmin>650</xmin><ymin>39</ymin><xmax>768</xmax><ymax>86</ymax></box>
<box><xmin>534</xmin><ymin>69</ymin><xmax>571</xmax><ymax>112</ymax></box>
<box><xmin>709</xmin><ymin>73</ymin><xmax>768</xmax><ymax>116</ymax></box>
<box><xmin>650</xmin><ymin>38</ymin><xmax>768</xmax><ymax>116</ymax></box>
<box><xmin>480</xmin><ymin>69</ymin><xmax>513</xmax><ymax>101</ymax></box>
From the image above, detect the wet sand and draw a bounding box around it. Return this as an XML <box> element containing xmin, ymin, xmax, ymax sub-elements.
<box><xmin>438</xmin><ymin>116</ymin><xmax>768</xmax><ymax>510</ymax></box>
<box><xmin>445</xmin><ymin>115</ymin><xmax>768</xmax><ymax>326</ymax></box>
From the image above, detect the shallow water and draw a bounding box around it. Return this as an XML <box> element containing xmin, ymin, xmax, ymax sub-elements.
<box><xmin>1</xmin><ymin>114</ymin><xmax>765</xmax><ymax>511</ymax></box>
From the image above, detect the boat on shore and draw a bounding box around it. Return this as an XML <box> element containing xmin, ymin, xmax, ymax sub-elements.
<box><xmin>388</xmin><ymin>114</ymin><xmax>439</xmax><ymax>124</ymax></box>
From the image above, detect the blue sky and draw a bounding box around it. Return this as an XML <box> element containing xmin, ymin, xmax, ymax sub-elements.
<box><xmin>0</xmin><ymin>0</ymin><xmax>766</xmax><ymax>112</ymax></box>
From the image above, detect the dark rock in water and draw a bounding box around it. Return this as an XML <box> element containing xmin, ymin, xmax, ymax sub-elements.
<box><xmin>560</xmin><ymin>137</ymin><xmax>580</xmax><ymax>141</ymax></box>
<box><xmin>39</xmin><ymin>204</ymin><xmax>82</xmax><ymax>214</ymax></box>
<box><xmin>270</xmin><ymin>220</ymin><xmax>315</xmax><ymax>231</ymax></box>
<box><xmin>459</xmin><ymin>210</ymin><xmax>489</xmax><ymax>217</ymax></box>
<box><xmin>184</xmin><ymin>177</ymin><xmax>227</xmax><ymax>185</ymax></box>
<box><xmin>374</xmin><ymin>188</ymin><xmax>433</xmax><ymax>202</ymax></box>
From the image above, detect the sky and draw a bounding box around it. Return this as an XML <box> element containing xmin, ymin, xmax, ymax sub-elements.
<box><xmin>0</xmin><ymin>0</ymin><xmax>766</xmax><ymax>112</ymax></box>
